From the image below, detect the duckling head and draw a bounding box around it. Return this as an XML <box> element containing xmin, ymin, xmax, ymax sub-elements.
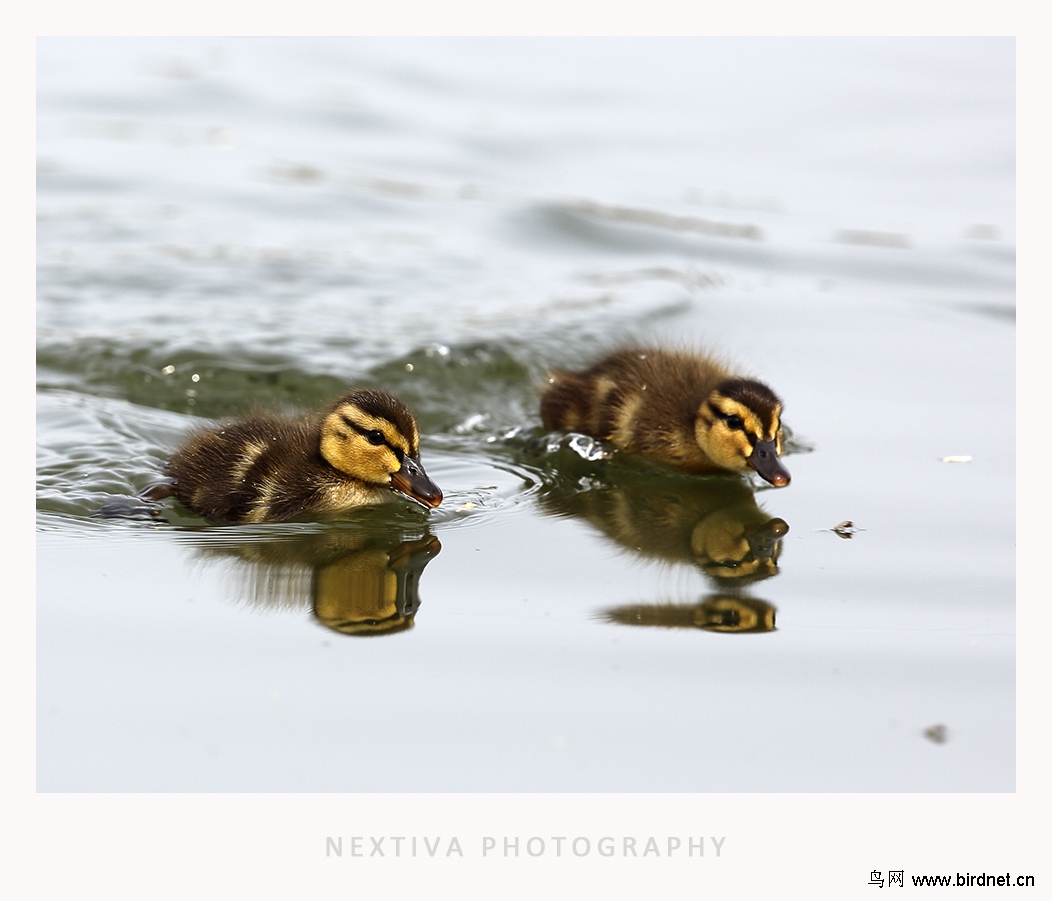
<box><xmin>694</xmin><ymin>379</ymin><xmax>791</xmax><ymax>487</ymax></box>
<box><xmin>319</xmin><ymin>389</ymin><xmax>443</xmax><ymax>509</ymax></box>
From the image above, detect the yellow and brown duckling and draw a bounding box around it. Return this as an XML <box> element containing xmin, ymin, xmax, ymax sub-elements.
<box><xmin>540</xmin><ymin>347</ymin><xmax>790</xmax><ymax>487</ymax></box>
<box><xmin>157</xmin><ymin>388</ymin><xmax>442</xmax><ymax>523</ymax></box>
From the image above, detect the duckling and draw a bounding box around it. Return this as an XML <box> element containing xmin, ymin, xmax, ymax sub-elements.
<box><xmin>540</xmin><ymin>347</ymin><xmax>790</xmax><ymax>487</ymax></box>
<box><xmin>158</xmin><ymin>388</ymin><xmax>442</xmax><ymax>523</ymax></box>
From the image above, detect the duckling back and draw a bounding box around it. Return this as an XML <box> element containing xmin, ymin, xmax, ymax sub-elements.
<box><xmin>541</xmin><ymin>348</ymin><xmax>731</xmax><ymax>470</ymax></box>
<box><xmin>165</xmin><ymin>416</ymin><xmax>336</xmax><ymax>523</ymax></box>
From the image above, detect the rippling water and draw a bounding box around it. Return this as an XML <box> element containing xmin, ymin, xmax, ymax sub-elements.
<box><xmin>37</xmin><ymin>37</ymin><xmax>1014</xmax><ymax>791</ymax></box>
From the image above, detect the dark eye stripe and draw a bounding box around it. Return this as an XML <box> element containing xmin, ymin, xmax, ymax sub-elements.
<box><xmin>707</xmin><ymin>403</ymin><xmax>758</xmax><ymax>447</ymax></box>
<box><xmin>340</xmin><ymin>415</ymin><xmax>405</xmax><ymax>459</ymax></box>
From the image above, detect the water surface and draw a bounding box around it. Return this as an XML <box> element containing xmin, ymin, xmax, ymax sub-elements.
<box><xmin>36</xmin><ymin>37</ymin><xmax>1015</xmax><ymax>791</ymax></box>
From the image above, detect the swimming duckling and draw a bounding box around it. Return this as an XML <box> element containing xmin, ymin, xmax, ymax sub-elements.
<box><xmin>540</xmin><ymin>347</ymin><xmax>790</xmax><ymax>487</ymax></box>
<box><xmin>158</xmin><ymin>388</ymin><xmax>442</xmax><ymax>523</ymax></box>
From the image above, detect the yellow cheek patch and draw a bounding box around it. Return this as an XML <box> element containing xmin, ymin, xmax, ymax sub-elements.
<box><xmin>352</xmin><ymin>443</ymin><xmax>401</xmax><ymax>479</ymax></box>
<box><xmin>731</xmin><ymin>431</ymin><xmax>754</xmax><ymax>456</ymax></box>
<box><xmin>321</xmin><ymin>423</ymin><xmax>404</xmax><ymax>484</ymax></box>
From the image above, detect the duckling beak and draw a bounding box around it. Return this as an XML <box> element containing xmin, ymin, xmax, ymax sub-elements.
<box><xmin>747</xmin><ymin>440</ymin><xmax>791</xmax><ymax>487</ymax></box>
<box><xmin>390</xmin><ymin>456</ymin><xmax>443</xmax><ymax>509</ymax></box>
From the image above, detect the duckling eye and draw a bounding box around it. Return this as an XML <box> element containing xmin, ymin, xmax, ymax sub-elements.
<box><xmin>365</xmin><ymin>429</ymin><xmax>386</xmax><ymax>446</ymax></box>
<box><xmin>725</xmin><ymin>415</ymin><xmax>744</xmax><ymax>431</ymax></box>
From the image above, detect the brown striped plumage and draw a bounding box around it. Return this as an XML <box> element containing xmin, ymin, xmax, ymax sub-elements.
<box><xmin>540</xmin><ymin>348</ymin><xmax>790</xmax><ymax>486</ymax></box>
<box><xmin>164</xmin><ymin>388</ymin><xmax>442</xmax><ymax>523</ymax></box>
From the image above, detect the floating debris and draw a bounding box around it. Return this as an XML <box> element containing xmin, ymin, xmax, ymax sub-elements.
<box><xmin>923</xmin><ymin>724</ymin><xmax>948</xmax><ymax>744</ymax></box>
<box><xmin>940</xmin><ymin>455</ymin><xmax>972</xmax><ymax>463</ymax></box>
<box><xmin>454</xmin><ymin>502</ymin><xmax>477</xmax><ymax>513</ymax></box>
<box><xmin>831</xmin><ymin>520</ymin><xmax>863</xmax><ymax>539</ymax></box>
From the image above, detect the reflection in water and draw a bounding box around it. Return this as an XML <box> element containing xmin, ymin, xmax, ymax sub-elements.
<box><xmin>536</xmin><ymin>462</ymin><xmax>788</xmax><ymax>585</ymax></box>
<box><xmin>534</xmin><ymin>454</ymin><xmax>787</xmax><ymax>633</ymax></box>
<box><xmin>601</xmin><ymin>595</ymin><xmax>777</xmax><ymax>634</ymax></box>
<box><xmin>194</xmin><ymin>527</ymin><xmax>441</xmax><ymax>636</ymax></box>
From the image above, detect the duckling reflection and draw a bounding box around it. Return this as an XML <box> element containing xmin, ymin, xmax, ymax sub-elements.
<box><xmin>193</xmin><ymin>528</ymin><xmax>440</xmax><ymax>636</ymax></box>
<box><xmin>536</xmin><ymin>468</ymin><xmax>788</xmax><ymax>585</ymax></box>
<box><xmin>600</xmin><ymin>595</ymin><xmax>777</xmax><ymax>634</ymax></box>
